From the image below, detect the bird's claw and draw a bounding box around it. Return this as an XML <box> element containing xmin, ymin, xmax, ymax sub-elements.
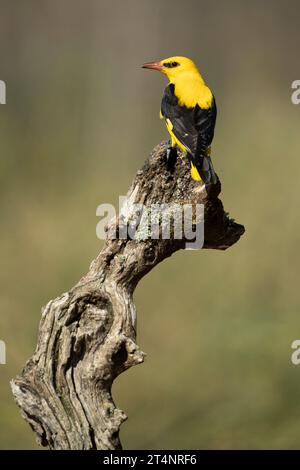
<box><xmin>166</xmin><ymin>145</ymin><xmax>178</xmax><ymax>171</ymax></box>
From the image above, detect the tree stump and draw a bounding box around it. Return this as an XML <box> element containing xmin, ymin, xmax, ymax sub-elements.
<box><xmin>11</xmin><ymin>142</ymin><xmax>245</xmax><ymax>449</ymax></box>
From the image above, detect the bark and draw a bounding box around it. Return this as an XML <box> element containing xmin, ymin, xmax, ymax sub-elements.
<box><xmin>11</xmin><ymin>142</ymin><xmax>245</xmax><ymax>449</ymax></box>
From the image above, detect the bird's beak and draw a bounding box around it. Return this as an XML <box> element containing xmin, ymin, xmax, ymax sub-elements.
<box><xmin>142</xmin><ymin>61</ymin><xmax>164</xmax><ymax>72</ymax></box>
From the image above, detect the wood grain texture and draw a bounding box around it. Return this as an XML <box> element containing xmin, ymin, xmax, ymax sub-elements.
<box><xmin>11</xmin><ymin>142</ymin><xmax>245</xmax><ymax>449</ymax></box>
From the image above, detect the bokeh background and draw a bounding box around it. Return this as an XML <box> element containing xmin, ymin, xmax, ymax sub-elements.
<box><xmin>1</xmin><ymin>0</ymin><xmax>300</xmax><ymax>449</ymax></box>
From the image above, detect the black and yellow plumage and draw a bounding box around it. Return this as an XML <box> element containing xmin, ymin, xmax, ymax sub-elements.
<box><xmin>143</xmin><ymin>56</ymin><xmax>217</xmax><ymax>185</ymax></box>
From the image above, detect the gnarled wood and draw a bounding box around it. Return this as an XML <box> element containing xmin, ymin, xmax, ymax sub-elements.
<box><xmin>11</xmin><ymin>142</ymin><xmax>245</xmax><ymax>449</ymax></box>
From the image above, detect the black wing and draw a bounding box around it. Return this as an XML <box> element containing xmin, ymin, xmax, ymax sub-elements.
<box><xmin>161</xmin><ymin>83</ymin><xmax>217</xmax><ymax>170</ymax></box>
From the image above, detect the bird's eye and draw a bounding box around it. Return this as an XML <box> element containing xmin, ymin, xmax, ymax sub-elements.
<box><xmin>163</xmin><ymin>61</ymin><xmax>179</xmax><ymax>68</ymax></box>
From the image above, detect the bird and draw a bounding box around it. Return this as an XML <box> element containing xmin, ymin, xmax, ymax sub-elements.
<box><xmin>142</xmin><ymin>56</ymin><xmax>217</xmax><ymax>185</ymax></box>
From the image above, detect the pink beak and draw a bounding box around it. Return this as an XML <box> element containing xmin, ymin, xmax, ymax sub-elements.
<box><xmin>142</xmin><ymin>61</ymin><xmax>164</xmax><ymax>72</ymax></box>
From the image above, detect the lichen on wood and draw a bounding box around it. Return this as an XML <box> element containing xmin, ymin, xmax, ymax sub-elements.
<box><xmin>11</xmin><ymin>142</ymin><xmax>245</xmax><ymax>449</ymax></box>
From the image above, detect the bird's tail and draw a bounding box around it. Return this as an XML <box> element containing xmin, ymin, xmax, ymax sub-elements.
<box><xmin>190</xmin><ymin>155</ymin><xmax>217</xmax><ymax>185</ymax></box>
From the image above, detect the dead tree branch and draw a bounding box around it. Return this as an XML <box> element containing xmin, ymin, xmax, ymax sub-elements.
<box><xmin>11</xmin><ymin>142</ymin><xmax>245</xmax><ymax>449</ymax></box>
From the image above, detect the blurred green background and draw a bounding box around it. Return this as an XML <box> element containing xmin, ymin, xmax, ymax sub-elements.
<box><xmin>1</xmin><ymin>0</ymin><xmax>300</xmax><ymax>449</ymax></box>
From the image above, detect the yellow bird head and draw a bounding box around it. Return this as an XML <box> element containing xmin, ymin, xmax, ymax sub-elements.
<box><xmin>142</xmin><ymin>56</ymin><xmax>202</xmax><ymax>83</ymax></box>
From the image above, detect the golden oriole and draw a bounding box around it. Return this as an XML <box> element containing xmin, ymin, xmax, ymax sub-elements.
<box><xmin>143</xmin><ymin>56</ymin><xmax>217</xmax><ymax>185</ymax></box>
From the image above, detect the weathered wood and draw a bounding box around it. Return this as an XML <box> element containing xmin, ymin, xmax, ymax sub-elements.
<box><xmin>11</xmin><ymin>142</ymin><xmax>245</xmax><ymax>449</ymax></box>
